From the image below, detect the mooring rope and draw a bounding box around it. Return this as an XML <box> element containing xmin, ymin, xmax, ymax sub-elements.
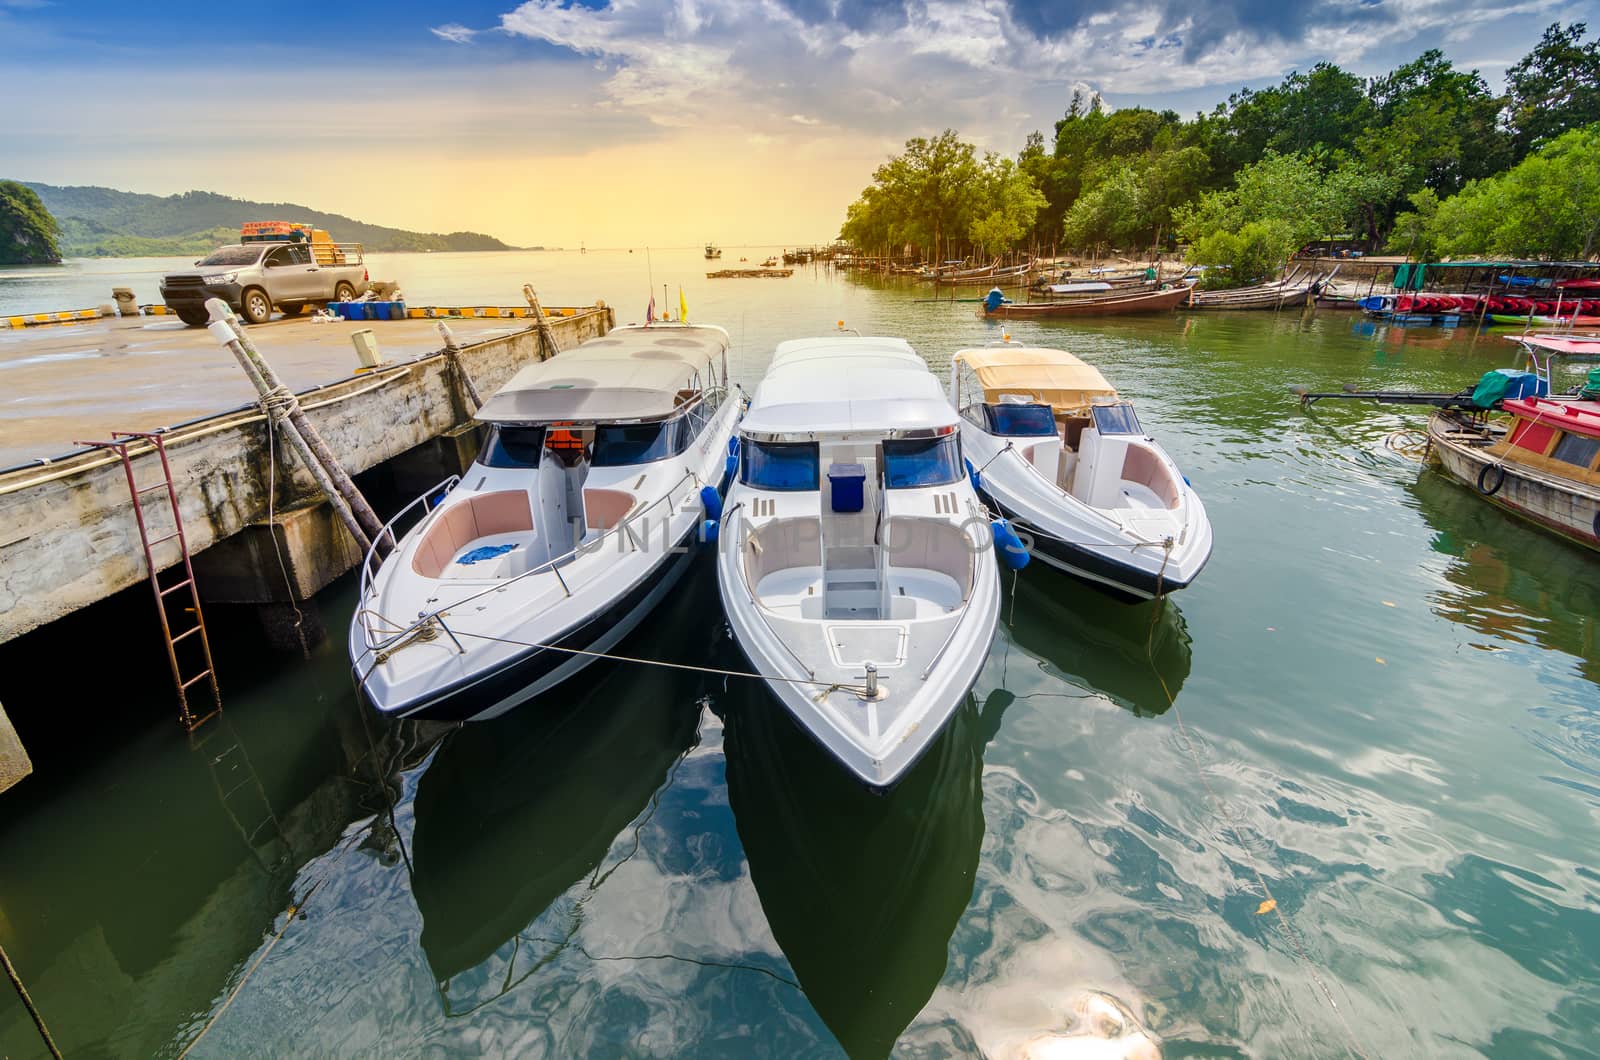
<box><xmin>1142</xmin><ymin>560</ymin><xmax>1373</xmax><ymax>1059</ymax></box>
<box><xmin>1</xmin><ymin>940</ymin><xmax>62</xmax><ymax>1059</ymax></box>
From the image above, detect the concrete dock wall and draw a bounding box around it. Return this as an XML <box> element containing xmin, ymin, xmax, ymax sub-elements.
<box><xmin>0</xmin><ymin>701</ymin><xmax>31</xmax><ymax>792</ymax></box>
<box><xmin>0</xmin><ymin>307</ymin><xmax>613</xmax><ymax>644</ymax></box>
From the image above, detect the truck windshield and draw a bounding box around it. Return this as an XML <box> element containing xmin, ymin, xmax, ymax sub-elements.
<box><xmin>197</xmin><ymin>246</ymin><xmax>264</xmax><ymax>267</ymax></box>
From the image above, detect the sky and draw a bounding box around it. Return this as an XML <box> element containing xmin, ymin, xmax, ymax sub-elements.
<box><xmin>1</xmin><ymin>0</ymin><xmax>1592</xmax><ymax>247</ymax></box>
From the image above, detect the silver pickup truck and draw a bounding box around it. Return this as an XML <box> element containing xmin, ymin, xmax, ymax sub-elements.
<box><xmin>160</xmin><ymin>241</ymin><xmax>369</xmax><ymax>326</ymax></box>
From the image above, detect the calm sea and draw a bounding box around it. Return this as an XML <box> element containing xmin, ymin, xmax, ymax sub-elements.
<box><xmin>0</xmin><ymin>250</ymin><xmax>1597</xmax><ymax>1057</ymax></box>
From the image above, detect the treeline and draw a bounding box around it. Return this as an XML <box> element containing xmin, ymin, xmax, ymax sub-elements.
<box><xmin>839</xmin><ymin>22</ymin><xmax>1600</xmax><ymax>283</ymax></box>
<box><xmin>22</xmin><ymin>183</ymin><xmax>517</xmax><ymax>256</ymax></box>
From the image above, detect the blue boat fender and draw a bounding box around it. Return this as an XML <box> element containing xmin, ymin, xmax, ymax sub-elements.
<box><xmin>701</xmin><ymin>518</ymin><xmax>720</xmax><ymax>545</ymax></box>
<box><xmin>724</xmin><ymin>437</ymin><xmax>741</xmax><ymax>481</ymax></box>
<box><xmin>966</xmin><ymin>457</ymin><xmax>982</xmax><ymax>495</ymax></box>
<box><xmin>991</xmin><ymin>518</ymin><xmax>1030</xmax><ymax>570</ymax></box>
<box><xmin>699</xmin><ymin>485</ymin><xmax>724</xmax><ymax>522</ymax></box>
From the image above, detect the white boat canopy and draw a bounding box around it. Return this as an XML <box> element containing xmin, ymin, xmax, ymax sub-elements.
<box><xmin>954</xmin><ymin>346</ymin><xmax>1118</xmax><ymax>413</ymax></box>
<box><xmin>743</xmin><ymin>337</ymin><xmax>958</xmax><ymax>439</ymax></box>
<box><xmin>475</xmin><ymin>325</ymin><xmax>728</xmax><ymax>425</ymax></box>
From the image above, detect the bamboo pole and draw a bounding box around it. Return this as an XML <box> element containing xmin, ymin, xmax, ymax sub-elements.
<box><xmin>521</xmin><ymin>285</ymin><xmax>561</xmax><ymax>361</ymax></box>
<box><xmin>435</xmin><ymin>323</ymin><xmax>483</xmax><ymax>412</ymax></box>
<box><xmin>204</xmin><ymin>300</ymin><xmax>382</xmax><ymax>557</ymax></box>
<box><xmin>2</xmin><ymin>940</ymin><xmax>62</xmax><ymax>1059</ymax></box>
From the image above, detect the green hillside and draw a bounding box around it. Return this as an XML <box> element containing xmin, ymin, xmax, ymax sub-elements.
<box><xmin>19</xmin><ymin>182</ymin><xmax>517</xmax><ymax>256</ymax></box>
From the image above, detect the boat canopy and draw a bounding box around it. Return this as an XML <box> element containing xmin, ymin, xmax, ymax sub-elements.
<box><xmin>475</xmin><ymin>325</ymin><xmax>727</xmax><ymax>425</ymax></box>
<box><xmin>955</xmin><ymin>346</ymin><xmax>1118</xmax><ymax>412</ymax></box>
<box><xmin>742</xmin><ymin>337</ymin><xmax>956</xmax><ymax>438</ymax></box>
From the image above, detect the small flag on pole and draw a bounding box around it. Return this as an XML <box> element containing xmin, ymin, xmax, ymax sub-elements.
<box><xmin>646</xmin><ymin>293</ymin><xmax>655</xmax><ymax>323</ymax></box>
<box><xmin>679</xmin><ymin>286</ymin><xmax>689</xmax><ymax>324</ymax></box>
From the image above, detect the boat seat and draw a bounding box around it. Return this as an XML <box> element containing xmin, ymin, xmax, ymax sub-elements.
<box><xmin>411</xmin><ymin>491</ymin><xmax>534</xmax><ymax>578</ymax></box>
<box><xmin>1121</xmin><ymin>445</ymin><xmax>1180</xmax><ymax>509</ymax></box>
<box><xmin>583</xmin><ymin>488</ymin><xmax>636</xmax><ymax>530</ymax></box>
<box><xmin>883</xmin><ymin>517</ymin><xmax>973</xmax><ymax>599</ymax></box>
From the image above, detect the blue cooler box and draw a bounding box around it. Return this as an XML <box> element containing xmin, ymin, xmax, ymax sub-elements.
<box><xmin>828</xmin><ymin>462</ymin><xmax>866</xmax><ymax>512</ymax></box>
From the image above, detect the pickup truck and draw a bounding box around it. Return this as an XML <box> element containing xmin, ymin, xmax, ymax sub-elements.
<box><xmin>160</xmin><ymin>241</ymin><xmax>369</xmax><ymax>326</ymax></box>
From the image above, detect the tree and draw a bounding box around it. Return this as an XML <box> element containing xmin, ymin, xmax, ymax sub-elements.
<box><xmin>1062</xmin><ymin>163</ymin><xmax>1148</xmax><ymax>252</ymax></box>
<box><xmin>967</xmin><ymin>155</ymin><xmax>1047</xmax><ymax>256</ymax></box>
<box><xmin>1505</xmin><ymin>23</ymin><xmax>1600</xmax><ymax>155</ymax></box>
<box><xmin>0</xmin><ymin>181</ymin><xmax>61</xmax><ymax>265</ymax></box>
<box><xmin>1188</xmin><ymin>221</ymin><xmax>1296</xmax><ymax>287</ymax></box>
<box><xmin>1176</xmin><ymin>151</ymin><xmax>1347</xmax><ymax>250</ymax></box>
<box><xmin>1385</xmin><ymin>188</ymin><xmax>1442</xmax><ymax>260</ymax></box>
<box><xmin>1425</xmin><ymin>125</ymin><xmax>1600</xmax><ymax>258</ymax></box>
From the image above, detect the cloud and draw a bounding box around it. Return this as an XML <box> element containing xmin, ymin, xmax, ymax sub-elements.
<box><xmin>430</xmin><ymin>22</ymin><xmax>479</xmax><ymax>44</ymax></box>
<box><xmin>488</xmin><ymin>0</ymin><xmax>1560</xmax><ymax>151</ymax></box>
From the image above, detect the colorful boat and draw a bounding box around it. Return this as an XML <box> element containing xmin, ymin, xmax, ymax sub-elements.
<box><xmin>982</xmin><ymin>285</ymin><xmax>1191</xmax><ymax>318</ymax></box>
<box><xmin>1428</xmin><ymin>395</ymin><xmax>1600</xmax><ymax>552</ymax></box>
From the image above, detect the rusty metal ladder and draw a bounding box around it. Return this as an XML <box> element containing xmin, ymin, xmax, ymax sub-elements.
<box><xmin>79</xmin><ymin>430</ymin><xmax>222</xmax><ymax>731</ymax></box>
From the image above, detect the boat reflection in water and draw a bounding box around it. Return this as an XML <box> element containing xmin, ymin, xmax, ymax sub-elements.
<box><xmin>997</xmin><ymin>572</ymin><xmax>1192</xmax><ymax>720</ymax></box>
<box><xmin>408</xmin><ymin>591</ymin><xmax>707</xmax><ymax>995</ymax></box>
<box><xmin>1409</xmin><ymin>471</ymin><xmax>1599</xmax><ymax>686</ymax></box>
<box><xmin>722</xmin><ymin>685</ymin><xmax>986</xmax><ymax>1058</ymax></box>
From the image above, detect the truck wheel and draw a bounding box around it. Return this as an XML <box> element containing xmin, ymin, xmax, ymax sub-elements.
<box><xmin>278</xmin><ymin>302</ymin><xmax>305</xmax><ymax>317</ymax></box>
<box><xmin>240</xmin><ymin>288</ymin><xmax>273</xmax><ymax>325</ymax></box>
<box><xmin>175</xmin><ymin>308</ymin><xmax>209</xmax><ymax>327</ymax></box>
<box><xmin>334</xmin><ymin>282</ymin><xmax>356</xmax><ymax>302</ymax></box>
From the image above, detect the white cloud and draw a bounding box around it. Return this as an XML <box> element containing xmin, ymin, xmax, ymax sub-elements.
<box><xmin>430</xmin><ymin>22</ymin><xmax>479</xmax><ymax>44</ymax></box>
<box><xmin>493</xmin><ymin>0</ymin><xmax>1565</xmax><ymax>151</ymax></box>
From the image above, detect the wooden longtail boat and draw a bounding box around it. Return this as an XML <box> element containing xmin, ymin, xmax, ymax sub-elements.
<box><xmin>1427</xmin><ymin>398</ymin><xmax>1600</xmax><ymax>552</ymax></box>
<box><xmin>1188</xmin><ymin>284</ymin><xmax>1314</xmax><ymax>310</ymax></box>
<box><xmin>982</xmin><ymin>285</ymin><xmax>1192</xmax><ymax>318</ymax></box>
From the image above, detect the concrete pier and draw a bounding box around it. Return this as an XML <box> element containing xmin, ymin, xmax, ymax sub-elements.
<box><xmin>0</xmin><ymin>305</ymin><xmax>614</xmax><ymax>645</ymax></box>
<box><xmin>0</xmin><ymin>701</ymin><xmax>31</xmax><ymax>793</ymax></box>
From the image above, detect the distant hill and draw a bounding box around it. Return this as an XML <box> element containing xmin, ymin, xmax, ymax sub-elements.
<box><xmin>19</xmin><ymin>182</ymin><xmax>516</xmax><ymax>257</ymax></box>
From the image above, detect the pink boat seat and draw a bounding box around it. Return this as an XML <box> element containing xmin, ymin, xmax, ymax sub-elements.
<box><xmin>411</xmin><ymin>491</ymin><xmax>534</xmax><ymax>578</ymax></box>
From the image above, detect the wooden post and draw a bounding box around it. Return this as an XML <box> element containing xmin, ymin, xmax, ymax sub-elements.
<box><xmin>521</xmin><ymin>285</ymin><xmax>561</xmax><ymax>360</ymax></box>
<box><xmin>0</xmin><ymin>700</ymin><xmax>30</xmax><ymax>794</ymax></box>
<box><xmin>435</xmin><ymin>322</ymin><xmax>483</xmax><ymax>412</ymax></box>
<box><xmin>204</xmin><ymin>301</ymin><xmax>383</xmax><ymax>557</ymax></box>
<box><xmin>1</xmin><ymin>940</ymin><xmax>62</xmax><ymax>1059</ymax></box>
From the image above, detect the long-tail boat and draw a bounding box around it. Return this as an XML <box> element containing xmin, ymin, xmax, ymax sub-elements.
<box><xmin>981</xmin><ymin>284</ymin><xmax>1191</xmax><ymax>318</ymax></box>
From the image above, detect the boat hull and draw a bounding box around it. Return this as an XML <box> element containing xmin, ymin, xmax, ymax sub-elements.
<box><xmin>1428</xmin><ymin>413</ymin><xmax>1600</xmax><ymax>553</ymax></box>
<box><xmin>983</xmin><ymin>285</ymin><xmax>1192</xmax><ymax>317</ymax></box>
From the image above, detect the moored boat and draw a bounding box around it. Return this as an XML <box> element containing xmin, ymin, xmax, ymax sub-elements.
<box><xmin>715</xmin><ymin>336</ymin><xmax>1002</xmax><ymax>788</ymax></box>
<box><xmin>349</xmin><ymin>323</ymin><xmax>741</xmax><ymax>722</ymax></box>
<box><xmin>952</xmin><ymin>343</ymin><xmax>1212</xmax><ymax>598</ymax></box>
<box><xmin>981</xmin><ymin>284</ymin><xmax>1191</xmax><ymax>317</ymax></box>
<box><xmin>1427</xmin><ymin>393</ymin><xmax>1600</xmax><ymax>552</ymax></box>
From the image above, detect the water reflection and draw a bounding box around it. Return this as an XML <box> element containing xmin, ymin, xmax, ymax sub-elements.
<box><xmin>408</xmin><ymin>592</ymin><xmax>707</xmax><ymax>996</ymax></box>
<box><xmin>721</xmin><ymin>690</ymin><xmax>985</xmax><ymax>1058</ymax></box>
<box><xmin>997</xmin><ymin>574</ymin><xmax>1191</xmax><ymax>718</ymax></box>
<box><xmin>1407</xmin><ymin>471</ymin><xmax>1600</xmax><ymax>687</ymax></box>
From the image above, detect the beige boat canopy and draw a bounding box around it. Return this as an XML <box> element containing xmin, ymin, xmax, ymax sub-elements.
<box><xmin>475</xmin><ymin>325</ymin><xmax>727</xmax><ymax>424</ymax></box>
<box><xmin>955</xmin><ymin>346</ymin><xmax>1118</xmax><ymax>412</ymax></box>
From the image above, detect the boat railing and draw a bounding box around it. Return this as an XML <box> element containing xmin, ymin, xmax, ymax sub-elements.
<box><xmin>358</xmin><ymin>468</ymin><xmax>700</xmax><ymax>655</ymax></box>
<box><xmin>360</xmin><ymin>475</ymin><xmax>460</xmax><ymax>599</ymax></box>
<box><xmin>729</xmin><ymin>505</ymin><xmax>817</xmax><ymax>679</ymax></box>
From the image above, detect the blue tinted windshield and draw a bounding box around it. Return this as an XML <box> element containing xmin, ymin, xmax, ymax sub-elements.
<box><xmin>479</xmin><ymin>425</ymin><xmax>545</xmax><ymax>468</ymax></box>
<box><xmin>884</xmin><ymin>436</ymin><xmax>963</xmax><ymax>488</ymax></box>
<box><xmin>1090</xmin><ymin>403</ymin><xmax>1142</xmax><ymax>436</ymax></box>
<box><xmin>985</xmin><ymin>403</ymin><xmax>1057</xmax><ymax>436</ymax></box>
<box><xmin>592</xmin><ymin>421</ymin><xmax>686</xmax><ymax>466</ymax></box>
<box><xmin>741</xmin><ymin>441</ymin><xmax>819</xmax><ymax>490</ymax></box>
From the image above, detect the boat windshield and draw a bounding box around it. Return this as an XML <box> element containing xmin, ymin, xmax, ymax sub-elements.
<box><xmin>741</xmin><ymin>441</ymin><xmax>819</xmax><ymax>490</ymax></box>
<box><xmin>883</xmin><ymin>436</ymin><xmax>963</xmax><ymax>488</ymax></box>
<box><xmin>479</xmin><ymin>425</ymin><xmax>546</xmax><ymax>468</ymax></box>
<box><xmin>196</xmin><ymin>245</ymin><xmax>265</xmax><ymax>267</ymax></box>
<box><xmin>1090</xmin><ymin>403</ymin><xmax>1142</xmax><ymax>436</ymax></box>
<box><xmin>984</xmin><ymin>403</ymin><xmax>1058</xmax><ymax>437</ymax></box>
<box><xmin>592</xmin><ymin>420</ymin><xmax>687</xmax><ymax>466</ymax></box>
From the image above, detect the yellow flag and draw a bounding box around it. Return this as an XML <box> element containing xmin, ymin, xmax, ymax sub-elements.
<box><xmin>678</xmin><ymin>286</ymin><xmax>689</xmax><ymax>324</ymax></box>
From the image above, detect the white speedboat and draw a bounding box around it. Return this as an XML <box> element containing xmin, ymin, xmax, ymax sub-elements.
<box><xmin>350</xmin><ymin>323</ymin><xmax>741</xmax><ymax>722</ymax></box>
<box><xmin>716</xmin><ymin>337</ymin><xmax>1001</xmax><ymax>788</ymax></box>
<box><xmin>951</xmin><ymin>343</ymin><xmax>1211</xmax><ymax>599</ymax></box>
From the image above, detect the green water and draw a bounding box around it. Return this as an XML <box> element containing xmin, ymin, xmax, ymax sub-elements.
<box><xmin>2</xmin><ymin>253</ymin><xmax>1598</xmax><ymax>1057</ymax></box>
